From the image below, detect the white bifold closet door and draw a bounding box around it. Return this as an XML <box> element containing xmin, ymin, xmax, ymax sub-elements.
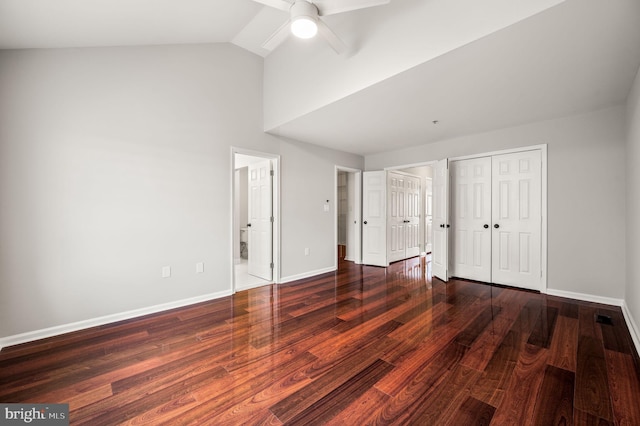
<box><xmin>449</xmin><ymin>150</ymin><xmax>542</xmax><ymax>291</ymax></box>
<box><xmin>491</xmin><ymin>150</ymin><xmax>542</xmax><ymax>290</ymax></box>
<box><xmin>450</xmin><ymin>157</ymin><xmax>492</xmax><ymax>283</ymax></box>
<box><xmin>388</xmin><ymin>172</ymin><xmax>420</xmax><ymax>263</ymax></box>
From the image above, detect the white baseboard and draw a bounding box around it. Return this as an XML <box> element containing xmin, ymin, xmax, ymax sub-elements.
<box><xmin>546</xmin><ymin>288</ymin><xmax>624</xmax><ymax>307</ymax></box>
<box><xmin>622</xmin><ymin>301</ymin><xmax>640</xmax><ymax>357</ymax></box>
<box><xmin>0</xmin><ymin>290</ymin><xmax>232</xmax><ymax>352</ymax></box>
<box><xmin>546</xmin><ymin>288</ymin><xmax>640</xmax><ymax>355</ymax></box>
<box><xmin>279</xmin><ymin>266</ymin><xmax>336</xmax><ymax>284</ymax></box>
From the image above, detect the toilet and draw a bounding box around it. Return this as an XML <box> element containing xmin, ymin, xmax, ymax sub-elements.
<box><xmin>240</xmin><ymin>228</ymin><xmax>248</xmax><ymax>259</ymax></box>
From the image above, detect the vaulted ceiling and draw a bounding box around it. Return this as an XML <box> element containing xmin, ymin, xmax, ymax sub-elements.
<box><xmin>1</xmin><ymin>0</ymin><xmax>639</xmax><ymax>155</ymax></box>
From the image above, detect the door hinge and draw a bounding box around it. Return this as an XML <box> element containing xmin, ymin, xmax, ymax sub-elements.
<box><xmin>270</xmin><ymin>216</ymin><xmax>274</xmax><ymax>223</ymax></box>
<box><xmin>270</xmin><ymin>262</ymin><xmax>274</xmax><ymax>269</ymax></box>
<box><xmin>270</xmin><ymin>170</ymin><xmax>274</xmax><ymax>176</ymax></box>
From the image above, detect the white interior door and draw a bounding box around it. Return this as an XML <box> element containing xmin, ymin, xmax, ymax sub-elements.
<box><xmin>425</xmin><ymin>177</ymin><xmax>433</xmax><ymax>253</ymax></box>
<box><xmin>248</xmin><ymin>159</ymin><xmax>273</xmax><ymax>281</ymax></box>
<box><xmin>491</xmin><ymin>150</ymin><xmax>541</xmax><ymax>290</ymax></box>
<box><xmin>388</xmin><ymin>172</ymin><xmax>406</xmax><ymax>263</ymax></box>
<box><xmin>450</xmin><ymin>157</ymin><xmax>492</xmax><ymax>282</ymax></box>
<box><xmin>362</xmin><ymin>171</ymin><xmax>388</xmax><ymax>266</ymax></box>
<box><xmin>432</xmin><ymin>159</ymin><xmax>449</xmax><ymax>281</ymax></box>
<box><xmin>405</xmin><ymin>175</ymin><xmax>421</xmax><ymax>258</ymax></box>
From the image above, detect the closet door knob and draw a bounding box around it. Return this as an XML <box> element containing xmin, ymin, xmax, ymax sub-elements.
<box><xmin>494</xmin><ymin>224</ymin><xmax>500</xmax><ymax>228</ymax></box>
<box><xmin>446</xmin><ymin>224</ymin><xmax>450</xmax><ymax>228</ymax></box>
<box><xmin>440</xmin><ymin>224</ymin><xmax>444</xmax><ymax>228</ymax></box>
<box><xmin>364</xmin><ymin>221</ymin><xmax>368</xmax><ymax>225</ymax></box>
<box><xmin>484</xmin><ymin>224</ymin><xmax>489</xmax><ymax>229</ymax></box>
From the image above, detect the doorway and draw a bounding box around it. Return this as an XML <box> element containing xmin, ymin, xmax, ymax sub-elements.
<box><xmin>396</xmin><ymin>164</ymin><xmax>434</xmax><ymax>256</ymax></box>
<box><xmin>335</xmin><ymin>167</ymin><xmax>362</xmax><ymax>265</ymax></box>
<box><xmin>232</xmin><ymin>149</ymin><xmax>280</xmax><ymax>292</ymax></box>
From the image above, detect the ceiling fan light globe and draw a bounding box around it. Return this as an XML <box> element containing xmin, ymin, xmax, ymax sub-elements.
<box><xmin>291</xmin><ymin>17</ymin><xmax>318</xmax><ymax>38</ymax></box>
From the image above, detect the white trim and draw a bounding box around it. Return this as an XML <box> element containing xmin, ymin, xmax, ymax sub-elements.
<box><xmin>384</xmin><ymin>160</ymin><xmax>437</xmax><ymax>171</ymax></box>
<box><xmin>546</xmin><ymin>288</ymin><xmax>624</xmax><ymax>307</ymax></box>
<box><xmin>279</xmin><ymin>266</ymin><xmax>336</xmax><ymax>284</ymax></box>
<box><xmin>622</xmin><ymin>301</ymin><xmax>640</xmax><ymax>356</ymax></box>
<box><xmin>446</xmin><ymin>144</ymin><xmax>548</xmax><ymax>162</ymax></box>
<box><xmin>0</xmin><ymin>290</ymin><xmax>232</xmax><ymax>351</ymax></box>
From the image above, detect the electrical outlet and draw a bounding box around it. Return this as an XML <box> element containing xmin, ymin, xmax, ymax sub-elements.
<box><xmin>196</xmin><ymin>262</ymin><xmax>204</xmax><ymax>273</ymax></box>
<box><xmin>161</xmin><ymin>266</ymin><xmax>171</xmax><ymax>278</ymax></box>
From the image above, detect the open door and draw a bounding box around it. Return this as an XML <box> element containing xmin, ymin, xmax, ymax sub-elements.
<box><xmin>362</xmin><ymin>171</ymin><xmax>388</xmax><ymax>266</ymax></box>
<box><xmin>248</xmin><ymin>159</ymin><xmax>273</xmax><ymax>281</ymax></box>
<box><xmin>432</xmin><ymin>159</ymin><xmax>449</xmax><ymax>281</ymax></box>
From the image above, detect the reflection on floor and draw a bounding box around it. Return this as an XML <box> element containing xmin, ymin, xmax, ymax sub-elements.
<box><xmin>235</xmin><ymin>259</ymin><xmax>271</xmax><ymax>291</ymax></box>
<box><xmin>3</xmin><ymin>256</ymin><xmax>639</xmax><ymax>424</ymax></box>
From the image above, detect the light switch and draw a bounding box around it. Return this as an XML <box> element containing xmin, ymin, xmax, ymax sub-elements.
<box><xmin>161</xmin><ymin>266</ymin><xmax>171</xmax><ymax>278</ymax></box>
<box><xmin>323</xmin><ymin>204</ymin><xmax>330</xmax><ymax>212</ymax></box>
<box><xmin>196</xmin><ymin>262</ymin><xmax>204</xmax><ymax>273</ymax></box>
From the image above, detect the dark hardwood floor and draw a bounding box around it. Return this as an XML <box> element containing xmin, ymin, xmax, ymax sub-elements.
<box><xmin>1</xmin><ymin>254</ymin><xmax>640</xmax><ymax>425</ymax></box>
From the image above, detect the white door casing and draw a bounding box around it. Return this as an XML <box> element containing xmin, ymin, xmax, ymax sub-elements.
<box><xmin>450</xmin><ymin>157</ymin><xmax>492</xmax><ymax>282</ymax></box>
<box><xmin>362</xmin><ymin>171</ymin><xmax>388</xmax><ymax>267</ymax></box>
<box><xmin>432</xmin><ymin>159</ymin><xmax>449</xmax><ymax>282</ymax></box>
<box><xmin>248</xmin><ymin>159</ymin><xmax>273</xmax><ymax>281</ymax></box>
<box><xmin>491</xmin><ymin>150</ymin><xmax>542</xmax><ymax>290</ymax></box>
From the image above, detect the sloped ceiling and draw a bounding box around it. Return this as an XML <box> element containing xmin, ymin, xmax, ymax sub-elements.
<box><xmin>1</xmin><ymin>0</ymin><xmax>638</xmax><ymax>156</ymax></box>
<box><xmin>267</xmin><ymin>0</ymin><xmax>640</xmax><ymax>155</ymax></box>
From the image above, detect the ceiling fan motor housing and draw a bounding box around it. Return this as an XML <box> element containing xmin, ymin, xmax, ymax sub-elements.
<box><xmin>290</xmin><ymin>1</ymin><xmax>319</xmax><ymax>38</ymax></box>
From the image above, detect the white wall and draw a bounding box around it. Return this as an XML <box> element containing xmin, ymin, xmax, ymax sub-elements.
<box><xmin>278</xmin><ymin>137</ymin><xmax>362</xmax><ymax>281</ymax></box>
<box><xmin>626</xmin><ymin>67</ymin><xmax>640</xmax><ymax>346</ymax></box>
<box><xmin>367</xmin><ymin>106</ymin><xmax>627</xmax><ymax>300</ymax></box>
<box><xmin>0</xmin><ymin>44</ymin><xmax>363</xmax><ymax>342</ymax></box>
<box><xmin>263</xmin><ymin>0</ymin><xmax>564</xmax><ymax>130</ymax></box>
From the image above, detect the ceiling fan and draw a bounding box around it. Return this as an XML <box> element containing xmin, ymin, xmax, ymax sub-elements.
<box><xmin>252</xmin><ymin>0</ymin><xmax>391</xmax><ymax>54</ymax></box>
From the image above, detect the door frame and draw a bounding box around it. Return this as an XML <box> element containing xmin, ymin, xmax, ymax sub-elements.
<box><xmin>334</xmin><ymin>166</ymin><xmax>362</xmax><ymax>267</ymax></box>
<box><xmin>386</xmin><ymin>161</ymin><xmax>437</xmax><ymax>257</ymax></box>
<box><xmin>231</xmin><ymin>147</ymin><xmax>281</xmax><ymax>293</ymax></box>
<box><xmin>447</xmin><ymin>144</ymin><xmax>548</xmax><ymax>292</ymax></box>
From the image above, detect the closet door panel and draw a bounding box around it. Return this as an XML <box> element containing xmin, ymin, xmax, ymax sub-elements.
<box><xmin>450</xmin><ymin>157</ymin><xmax>492</xmax><ymax>282</ymax></box>
<box><xmin>388</xmin><ymin>173</ymin><xmax>406</xmax><ymax>263</ymax></box>
<box><xmin>491</xmin><ymin>150</ymin><xmax>541</xmax><ymax>290</ymax></box>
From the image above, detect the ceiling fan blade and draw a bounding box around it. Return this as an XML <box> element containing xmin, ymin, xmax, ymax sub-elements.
<box><xmin>262</xmin><ymin>20</ymin><xmax>292</xmax><ymax>51</ymax></box>
<box><xmin>252</xmin><ymin>0</ymin><xmax>293</xmax><ymax>13</ymax></box>
<box><xmin>314</xmin><ymin>0</ymin><xmax>390</xmax><ymax>16</ymax></box>
<box><xmin>317</xmin><ymin>19</ymin><xmax>347</xmax><ymax>54</ymax></box>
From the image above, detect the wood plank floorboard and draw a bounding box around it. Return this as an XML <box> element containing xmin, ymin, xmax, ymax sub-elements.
<box><xmin>1</xmin><ymin>254</ymin><xmax>639</xmax><ymax>425</ymax></box>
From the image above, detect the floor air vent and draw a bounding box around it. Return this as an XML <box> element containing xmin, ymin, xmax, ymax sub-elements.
<box><xmin>595</xmin><ymin>314</ymin><xmax>614</xmax><ymax>325</ymax></box>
